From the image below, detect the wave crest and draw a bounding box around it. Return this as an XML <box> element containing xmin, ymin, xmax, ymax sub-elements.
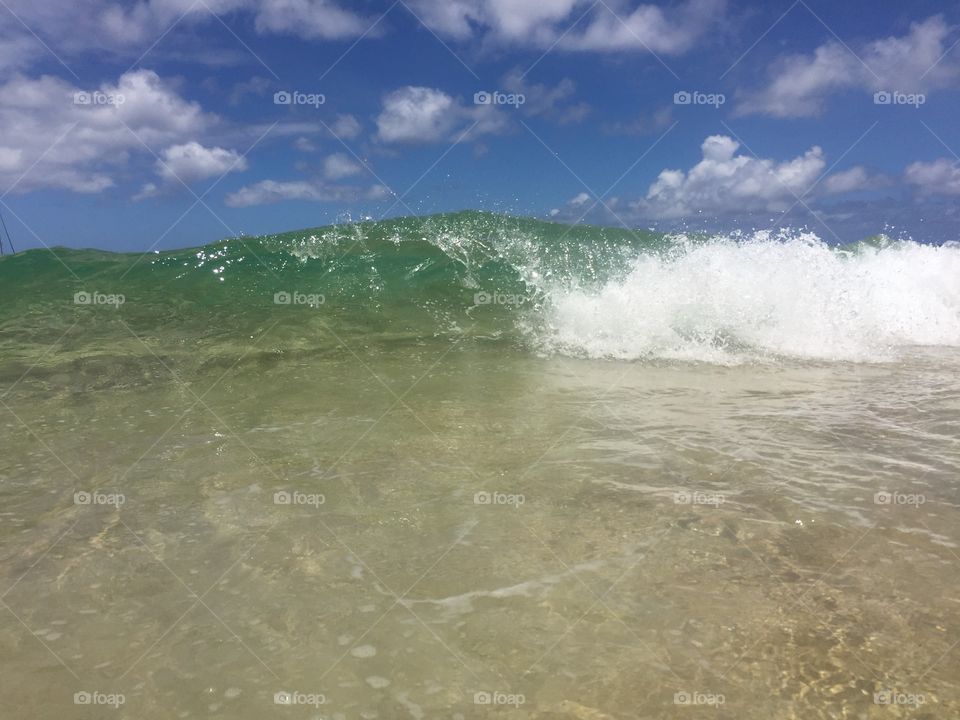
<box><xmin>543</xmin><ymin>231</ymin><xmax>960</xmax><ymax>363</ymax></box>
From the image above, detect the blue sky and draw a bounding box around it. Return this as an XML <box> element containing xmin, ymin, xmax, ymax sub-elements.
<box><xmin>1</xmin><ymin>0</ymin><xmax>959</xmax><ymax>251</ymax></box>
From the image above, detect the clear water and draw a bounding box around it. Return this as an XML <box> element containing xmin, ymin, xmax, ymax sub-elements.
<box><xmin>1</xmin><ymin>213</ymin><xmax>959</xmax><ymax>718</ymax></box>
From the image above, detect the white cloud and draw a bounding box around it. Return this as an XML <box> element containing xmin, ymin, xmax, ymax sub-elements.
<box><xmin>821</xmin><ymin>166</ymin><xmax>886</xmax><ymax>194</ymax></box>
<box><xmin>738</xmin><ymin>16</ymin><xmax>959</xmax><ymax>117</ymax></box>
<box><xmin>376</xmin><ymin>87</ymin><xmax>456</xmax><ymax>143</ymax></box>
<box><xmin>253</xmin><ymin>0</ymin><xmax>379</xmax><ymax>40</ymax></box>
<box><xmin>156</xmin><ymin>142</ymin><xmax>247</xmax><ymax>184</ymax></box>
<box><xmin>0</xmin><ymin>0</ymin><xmax>375</xmax><ymax>74</ymax></box>
<box><xmin>225</xmin><ymin>178</ymin><xmax>390</xmax><ymax>207</ymax></box>
<box><xmin>407</xmin><ymin>0</ymin><xmax>575</xmax><ymax>42</ymax></box>
<box><xmin>132</xmin><ymin>182</ymin><xmax>160</xmax><ymax>201</ymax></box>
<box><xmin>329</xmin><ymin>113</ymin><xmax>362</xmax><ymax>139</ymax></box>
<box><xmin>636</xmin><ymin>135</ymin><xmax>826</xmax><ymax>218</ymax></box>
<box><xmin>0</xmin><ymin>69</ymin><xmax>214</xmax><ymax>194</ymax></box>
<box><xmin>560</xmin><ymin>0</ymin><xmax>725</xmax><ymax>54</ymax></box>
<box><xmin>375</xmin><ymin>86</ymin><xmax>508</xmax><ymax>144</ymax></box>
<box><xmin>569</xmin><ymin>192</ymin><xmax>591</xmax><ymax>206</ymax></box>
<box><xmin>322</xmin><ymin>152</ymin><xmax>362</xmax><ymax>179</ymax></box>
<box><xmin>905</xmin><ymin>158</ymin><xmax>960</xmax><ymax>195</ymax></box>
<box><xmin>407</xmin><ymin>0</ymin><xmax>724</xmax><ymax>53</ymax></box>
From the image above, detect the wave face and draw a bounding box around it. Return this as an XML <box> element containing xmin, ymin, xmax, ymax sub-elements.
<box><xmin>1</xmin><ymin>211</ymin><xmax>958</xmax><ymax>364</ymax></box>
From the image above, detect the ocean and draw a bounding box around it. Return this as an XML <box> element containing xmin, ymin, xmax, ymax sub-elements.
<box><xmin>1</xmin><ymin>211</ymin><xmax>959</xmax><ymax>718</ymax></box>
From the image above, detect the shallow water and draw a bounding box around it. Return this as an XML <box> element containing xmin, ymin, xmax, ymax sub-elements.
<box><xmin>2</xmin><ymin>335</ymin><xmax>959</xmax><ymax>719</ymax></box>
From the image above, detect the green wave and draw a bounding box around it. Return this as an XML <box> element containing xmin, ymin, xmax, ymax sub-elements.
<box><xmin>0</xmin><ymin>212</ymin><xmax>660</xmax><ymax>378</ymax></box>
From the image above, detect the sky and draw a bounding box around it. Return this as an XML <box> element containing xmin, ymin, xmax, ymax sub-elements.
<box><xmin>0</xmin><ymin>0</ymin><xmax>959</xmax><ymax>252</ymax></box>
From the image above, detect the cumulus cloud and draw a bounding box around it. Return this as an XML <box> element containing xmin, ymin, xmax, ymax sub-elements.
<box><xmin>407</xmin><ymin>0</ymin><xmax>725</xmax><ymax>54</ymax></box>
<box><xmin>157</xmin><ymin>142</ymin><xmax>247</xmax><ymax>184</ymax></box>
<box><xmin>322</xmin><ymin>153</ymin><xmax>362</xmax><ymax>180</ymax></box>
<box><xmin>375</xmin><ymin>86</ymin><xmax>508</xmax><ymax>144</ymax></box>
<box><xmin>0</xmin><ymin>69</ymin><xmax>214</xmax><ymax>194</ymax></box>
<box><xmin>376</xmin><ymin>87</ymin><xmax>455</xmax><ymax>143</ymax></box>
<box><xmin>738</xmin><ymin>16</ymin><xmax>960</xmax><ymax>117</ymax></box>
<box><xmin>905</xmin><ymin>158</ymin><xmax>960</xmax><ymax>195</ymax></box>
<box><xmin>636</xmin><ymin>135</ymin><xmax>826</xmax><ymax>218</ymax></box>
<box><xmin>225</xmin><ymin>178</ymin><xmax>390</xmax><ymax>207</ymax></box>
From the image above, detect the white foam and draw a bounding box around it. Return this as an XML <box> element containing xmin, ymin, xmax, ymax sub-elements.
<box><xmin>544</xmin><ymin>232</ymin><xmax>960</xmax><ymax>363</ymax></box>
